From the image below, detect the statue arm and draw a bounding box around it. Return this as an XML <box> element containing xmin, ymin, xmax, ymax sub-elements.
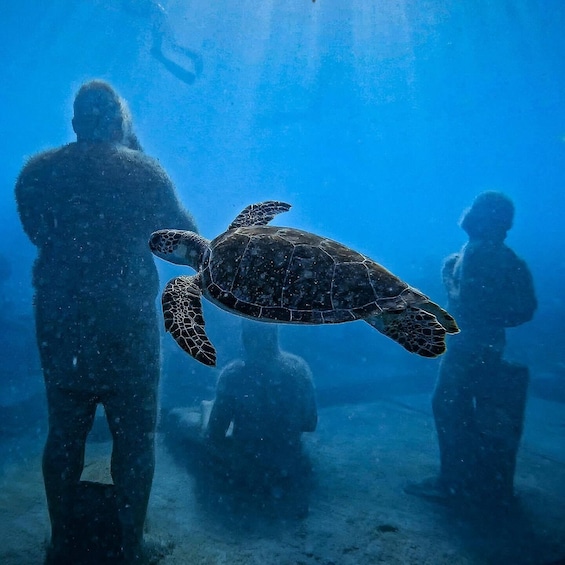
<box><xmin>155</xmin><ymin>175</ymin><xmax>199</xmax><ymax>233</ymax></box>
<box><xmin>441</xmin><ymin>252</ymin><xmax>460</xmax><ymax>302</ymax></box>
<box><xmin>501</xmin><ymin>253</ymin><xmax>537</xmax><ymax>326</ymax></box>
<box><xmin>295</xmin><ymin>360</ymin><xmax>318</xmax><ymax>432</ymax></box>
<box><xmin>302</xmin><ymin>380</ymin><xmax>318</xmax><ymax>432</ymax></box>
<box><xmin>206</xmin><ymin>365</ymin><xmax>238</xmax><ymax>442</ymax></box>
<box><xmin>14</xmin><ymin>155</ymin><xmax>52</xmax><ymax>246</ymax></box>
<box><xmin>206</xmin><ymin>394</ymin><xmax>234</xmax><ymax>443</ymax></box>
<box><xmin>136</xmin><ymin>154</ymin><xmax>199</xmax><ymax>233</ymax></box>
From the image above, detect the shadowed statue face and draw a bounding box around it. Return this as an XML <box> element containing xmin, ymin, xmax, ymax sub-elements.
<box><xmin>72</xmin><ymin>80</ymin><xmax>125</xmax><ymax>143</ymax></box>
<box><xmin>460</xmin><ymin>191</ymin><xmax>515</xmax><ymax>242</ymax></box>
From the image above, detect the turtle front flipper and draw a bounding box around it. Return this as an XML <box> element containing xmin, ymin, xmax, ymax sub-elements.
<box><xmin>418</xmin><ymin>300</ymin><xmax>460</xmax><ymax>334</ymax></box>
<box><xmin>366</xmin><ymin>308</ymin><xmax>447</xmax><ymax>358</ymax></box>
<box><xmin>162</xmin><ymin>274</ymin><xmax>217</xmax><ymax>366</ymax></box>
<box><xmin>228</xmin><ymin>201</ymin><xmax>291</xmax><ymax>229</ymax></box>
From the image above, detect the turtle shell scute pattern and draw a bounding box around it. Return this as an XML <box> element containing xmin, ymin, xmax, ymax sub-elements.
<box><xmin>202</xmin><ymin>226</ymin><xmax>411</xmax><ymax>324</ymax></box>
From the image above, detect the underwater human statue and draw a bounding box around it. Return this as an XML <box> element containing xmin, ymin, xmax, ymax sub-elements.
<box><xmin>15</xmin><ymin>79</ymin><xmax>198</xmax><ymax>563</ymax></box>
<box><xmin>406</xmin><ymin>191</ymin><xmax>537</xmax><ymax>507</ymax></box>
<box><xmin>173</xmin><ymin>320</ymin><xmax>318</xmax><ymax>518</ymax></box>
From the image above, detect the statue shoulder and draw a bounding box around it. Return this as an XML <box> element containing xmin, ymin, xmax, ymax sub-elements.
<box><xmin>117</xmin><ymin>147</ymin><xmax>169</xmax><ymax>179</ymax></box>
<box><xmin>279</xmin><ymin>351</ymin><xmax>313</xmax><ymax>381</ymax></box>
<box><xmin>17</xmin><ymin>145</ymin><xmax>69</xmax><ymax>182</ymax></box>
<box><xmin>217</xmin><ymin>359</ymin><xmax>245</xmax><ymax>383</ymax></box>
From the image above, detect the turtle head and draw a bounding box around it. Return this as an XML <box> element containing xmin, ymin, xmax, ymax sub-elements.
<box><xmin>149</xmin><ymin>229</ymin><xmax>206</xmax><ymax>269</ymax></box>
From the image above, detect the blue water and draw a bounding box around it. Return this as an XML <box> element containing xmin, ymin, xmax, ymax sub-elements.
<box><xmin>2</xmin><ymin>0</ymin><xmax>564</xmax><ymax>396</ymax></box>
<box><xmin>1</xmin><ymin>0</ymin><xmax>564</xmax><ymax>561</ymax></box>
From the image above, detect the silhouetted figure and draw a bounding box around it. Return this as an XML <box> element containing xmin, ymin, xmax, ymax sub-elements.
<box><xmin>406</xmin><ymin>191</ymin><xmax>537</xmax><ymax>507</ymax></box>
<box><xmin>150</xmin><ymin>28</ymin><xmax>203</xmax><ymax>85</ymax></box>
<box><xmin>122</xmin><ymin>0</ymin><xmax>203</xmax><ymax>85</ymax></box>
<box><xmin>208</xmin><ymin>321</ymin><xmax>317</xmax><ymax>518</ymax></box>
<box><xmin>169</xmin><ymin>321</ymin><xmax>317</xmax><ymax>519</ymax></box>
<box><xmin>15</xmin><ymin>80</ymin><xmax>198</xmax><ymax>563</ymax></box>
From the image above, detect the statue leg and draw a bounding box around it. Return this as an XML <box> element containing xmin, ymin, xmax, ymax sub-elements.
<box><xmin>104</xmin><ymin>331</ymin><xmax>160</xmax><ymax>562</ymax></box>
<box><xmin>474</xmin><ymin>361</ymin><xmax>529</xmax><ymax>503</ymax></box>
<box><xmin>43</xmin><ymin>387</ymin><xmax>97</xmax><ymax>558</ymax></box>
<box><xmin>432</xmin><ymin>351</ymin><xmax>478</xmax><ymax>494</ymax></box>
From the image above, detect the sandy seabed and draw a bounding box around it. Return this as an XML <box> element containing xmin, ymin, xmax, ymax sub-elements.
<box><xmin>1</xmin><ymin>395</ymin><xmax>564</xmax><ymax>565</ymax></box>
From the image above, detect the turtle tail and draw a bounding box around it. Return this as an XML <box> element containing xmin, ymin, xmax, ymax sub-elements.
<box><xmin>366</xmin><ymin>307</ymin><xmax>448</xmax><ymax>358</ymax></box>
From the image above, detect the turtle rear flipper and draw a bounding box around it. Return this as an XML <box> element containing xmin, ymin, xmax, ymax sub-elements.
<box><xmin>228</xmin><ymin>200</ymin><xmax>291</xmax><ymax>229</ymax></box>
<box><xmin>162</xmin><ymin>274</ymin><xmax>217</xmax><ymax>366</ymax></box>
<box><xmin>366</xmin><ymin>308</ymin><xmax>447</xmax><ymax>358</ymax></box>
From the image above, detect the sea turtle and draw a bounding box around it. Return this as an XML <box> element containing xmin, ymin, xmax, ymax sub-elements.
<box><xmin>149</xmin><ymin>201</ymin><xmax>459</xmax><ymax>366</ymax></box>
